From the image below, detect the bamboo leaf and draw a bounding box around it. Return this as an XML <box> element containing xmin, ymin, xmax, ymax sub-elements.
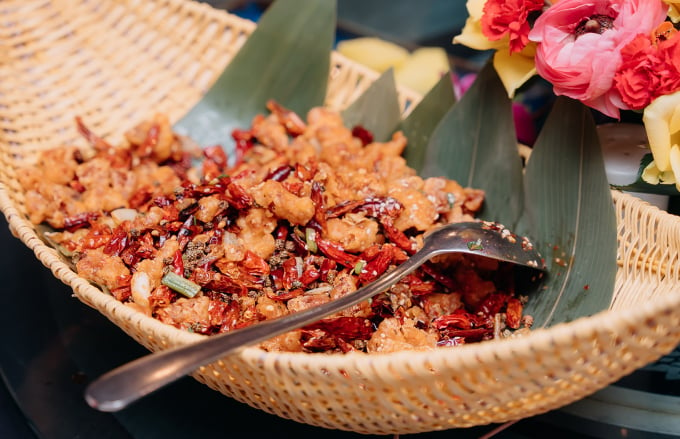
<box><xmin>419</xmin><ymin>62</ymin><xmax>524</xmax><ymax>228</ymax></box>
<box><xmin>341</xmin><ymin>69</ymin><xmax>402</xmax><ymax>142</ymax></box>
<box><xmin>518</xmin><ymin>97</ymin><xmax>617</xmax><ymax>327</ymax></box>
<box><xmin>174</xmin><ymin>0</ymin><xmax>335</xmax><ymax>152</ymax></box>
<box><xmin>400</xmin><ymin>72</ymin><xmax>457</xmax><ymax>174</ymax></box>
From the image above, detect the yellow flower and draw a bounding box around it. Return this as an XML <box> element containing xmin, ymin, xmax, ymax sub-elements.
<box><xmin>665</xmin><ymin>0</ymin><xmax>680</xmax><ymax>22</ymax></box>
<box><xmin>642</xmin><ymin>90</ymin><xmax>680</xmax><ymax>189</ymax></box>
<box><xmin>452</xmin><ymin>0</ymin><xmax>536</xmax><ymax>98</ymax></box>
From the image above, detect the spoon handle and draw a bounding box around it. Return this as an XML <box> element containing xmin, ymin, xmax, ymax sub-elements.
<box><xmin>85</xmin><ymin>248</ymin><xmax>434</xmax><ymax>412</ymax></box>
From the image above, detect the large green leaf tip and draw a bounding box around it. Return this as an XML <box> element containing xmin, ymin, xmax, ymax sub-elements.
<box><xmin>174</xmin><ymin>0</ymin><xmax>336</xmax><ymax>152</ymax></box>
<box><xmin>419</xmin><ymin>62</ymin><xmax>524</xmax><ymax>229</ymax></box>
<box><xmin>400</xmin><ymin>72</ymin><xmax>457</xmax><ymax>173</ymax></box>
<box><xmin>341</xmin><ymin>69</ymin><xmax>402</xmax><ymax>142</ymax></box>
<box><xmin>519</xmin><ymin>97</ymin><xmax>617</xmax><ymax>327</ymax></box>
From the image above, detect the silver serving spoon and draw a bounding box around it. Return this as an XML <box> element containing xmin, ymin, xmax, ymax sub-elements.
<box><xmin>84</xmin><ymin>220</ymin><xmax>545</xmax><ymax>412</ymax></box>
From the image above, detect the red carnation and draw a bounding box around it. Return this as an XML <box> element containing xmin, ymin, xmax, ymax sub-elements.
<box><xmin>481</xmin><ymin>0</ymin><xmax>544</xmax><ymax>53</ymax></box>
<box><xmin>614</xmin><ymin>27</ymin><xmax>680</xmax><ymax>110</ymax></box>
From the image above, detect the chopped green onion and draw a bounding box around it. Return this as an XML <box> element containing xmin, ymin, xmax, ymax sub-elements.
<box><xmin>446</xmin><ymin>192</ymin><xmax>456</xmax><ymax>208</ymax></box>
<box><xmin>305</xmin><ymin>227</ymin><xmax>318</xmax><ymax>253</ymax></box>
<box><xmin>467</xmin><ymin>239</ymin><xmax>484</xmax><ymax>251</ymax></box>
<box><xmin>353</xmin><ymin>259</ymin><xmax>366</xmax><ymax>275</ymax></box>
<box><xmin>161</xmin><ymin>272</ymin><xmax>201</xmax><ymax>298</ymax></box>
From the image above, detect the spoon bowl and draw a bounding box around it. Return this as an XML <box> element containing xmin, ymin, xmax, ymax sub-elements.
<box><xmin>84</xmin><ymin>220</ymin><xmax>545</xmax><ymax>412</ymax></box>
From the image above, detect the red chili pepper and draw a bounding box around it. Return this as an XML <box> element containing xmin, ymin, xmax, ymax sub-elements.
<box><xmin>103</xmin><ymin>226</ymin><xmax>129</xmax><ymax>256</ymax></box>
<box><xmin>433</xmin><ymin>312</ymin><xmax>473</xmax><ymax>331</ymax></box>
<box><xmin>403</xmin><ymin>274</ymin><xmax>437</xmax><ymax>296</ymax></box>
<box><xmin>316</xmin><ymin>239</ymin><xmax>359</xmax><ymax>268</ymax></box>
<box><xmin>280</xmin><ymin>257</ymin><xmax>300</xmax><ymax>290</ymax></box>
<box><xmin>241</xmin><ymin>250</ymin><xmax>270</xmax><ymax>277</ymax></box>
<box><xmin>420</xmin><ymin>262</ymin><xmax>458</xmax><ymax>290</ymax></box>
<box><xmin>476</xmin><ymin>293</ymin><xmax>508</xmax><ymax>317</ymax></box>
<box><xmin>319</xmin><ymin>258</ymin><xmax>337</xmax><ymax>282</ymax></box>
<box><xmin>75</xmin><ymin>116</ymin><xmax>113</xmax><ymax>151</ymax></box>
<box><xmin>304</xmin><ymin>316</ymin><xmax>374</xmax><ymax>340</ymax></box>
<box><xmin>171</xmin><ymin>249</ymin><xmax>184</xmax><ymax>276</ymax></box>
<box><xmin>225</xmin><ymin>182</ymin><xmax>253</xmax><ymax>210</ymax></box>
<box><xmin>81</xmin><ymin>223</ymin><xmax>112</xmax><ymax>250</ymax></box>
<box><xmin>63</xmin><ymin>211</ymin><xmax>99</xmax><ymax>232</ymax></box>
<box><xmin>265</xmin><ymin>164</ymin><xmax>293</xmax><ymax>182</ymax></box>
<box><xmin>358</xmin><ymin>248</ymin><xmax>393</xmax><ymax>284</ymax></box>
<box><xmin>381</xmin><ymin>220</ymin><xmax>414</xmax><ymax>255</ymax></box>
<box><xmin>299</xmin><ymin>266</ymin><xmax>321</xmax><ymax>285</ymax></box>
<box><xmin>275</xmin><ymin>224</ymin><xmax>289</xmax><ymax>241</ymax></box>
<box><xmin>310</xmin><ymin>181</ymin><xmax>327</xmax><ymax>230</ymax></box>
<box><xmin>351</xmin><ymin>125</ymin><xmax>374</xmax><ymax>146</ymax></box>
<box><xmin>129</xmin><ymin>186</ymin><xmax>152</xmax><ymax>209</ymax></box>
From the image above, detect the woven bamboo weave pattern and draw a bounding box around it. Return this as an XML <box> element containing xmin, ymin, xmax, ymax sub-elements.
<box><xmin>2</xmin><ymin>0</ymin><xmax>680</xmax><ymax>435</ymax></box>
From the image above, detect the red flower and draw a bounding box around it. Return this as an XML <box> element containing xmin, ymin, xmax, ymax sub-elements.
<box><xmin>614</xmin><ymin>26</ymin><xmax>680</xmax><ymax>110</ymax></box>
<box><xmin>481</xmin><ymin>0</ymin><xmax>544</xmax><ymax>53</ymax></box>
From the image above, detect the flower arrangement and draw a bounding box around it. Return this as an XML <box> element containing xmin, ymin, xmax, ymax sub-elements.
<box><xmin>454</xmin><ymin>0</ymin><xmax>680</xmax><ymax>191</ymax></box>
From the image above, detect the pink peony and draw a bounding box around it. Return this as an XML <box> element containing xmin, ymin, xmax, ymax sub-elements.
<box><xmin>528</xmin><ymin>0</ymin><xmax>668</xmax><ymax>118</ymax></box>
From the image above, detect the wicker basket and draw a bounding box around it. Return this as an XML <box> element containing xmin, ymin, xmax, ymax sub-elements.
<box><xmin>2</xmin><ymin>0</ymin><xmax>680</xmax><ymax>435</ymax></box>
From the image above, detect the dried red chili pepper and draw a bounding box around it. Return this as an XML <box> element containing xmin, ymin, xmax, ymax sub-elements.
<box><xmin>319</xmin><ymin>258</ymin><xmax>337</xmax><ymax>282</ymax></box>
<box><xmin>316</xmin><ymin>239</ymin><xmax>359</xmax><ymax>268</ymax></box>
<box><xmin>304</xmin><ymin>316</ymin><xmax>374</xmax><ymax>340</ymax></box>
<box><xmin>299</xmin><ymin>266</ymin><xmax>321</xmax><ymax>285</ymax></box>
<box><xmin>171</xmin><ymin>249</ymin><xmax>184</xmax><ymax>276</ymax></box>
<box><xmin>265</xmin><ymin>164</ymin><xmax>293</xmax><ymax>182</ymax></box>
<box><xmin>280</xmin><ymin>257</ymin><xmax>301</xmax><ymax>290</ymax></box>
<box><xmin>241</xmin><ymin>250</ymin><xmax>270</xmax><ymax>277</ymax></box>
<box><xmin>225</xmin><ymin>182</ymin><xmax>253</xmax><ymax>210</ymax></box>
<box><xmin>80</xmin><ymin>222</ymin><xmax>112</xmax><ymax>250</ymax></box>
<box><xmin>351</xmin><ymin>125</ymin><xmax>374</xmax><ymax>146</ymax></box>
<box><xmin>380</xmin><ymin>220</ymin><xmax>414</xmax><ymax>255</ymax></box>
<box><xmin>129</xmin><ymin>186</ymin><xmax>153</xmax><ymax>209</ymax></box>
<box><xmin>310</xmin><ymin>181</ymin><xmax>327</xmax><ymax>230</ymax></box>
<box><xmin>357</xmin><ymin>247</ymin><xmax>393</xmax><ymax>284</ymax></box>
<box><xmin>403</xmin><ymin>274</ymin><xmax>437</xmax><ymax>296</ymax></box>
<box><xmin>420</xmin><ymin>262</ymin><xmax>458</xmax><ymax>290</ymax></box>
<box><xmin>75</xmin><ymin>116</ymin><xmax>113</xmax><ymax>152</ymax></box>
<box><xmin>63</xmin><ymin>211</ymin><xmax>99</xmax><ymax>232</ymax></box>
<box><xmin>103</xmin><ymin>226</ymin><xmax>129</xmax><ymax>256</ymax></box>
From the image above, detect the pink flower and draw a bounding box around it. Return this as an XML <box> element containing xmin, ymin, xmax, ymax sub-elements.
<box><xmin>481</xmin><ymin>0</ymin><xmax>545</xmax><ymax>53</ymax></box>
<box><xmin>528</xmin><ymin>0</ymin><xmax>668</xmax><ymax>118</ymax></box>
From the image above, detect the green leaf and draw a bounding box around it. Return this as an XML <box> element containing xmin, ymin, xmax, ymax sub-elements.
<box><xmin>174</xmin><ymin>0</ymin><xmax>335</xmax><ymax>151</ymax></box>
<box><xmin>400</xmin><ymin>72</ymin><xmax>457</xmax><ymax>174</ymax></box>
<box><xmin>613</xmin><ymin>153</ymin><xmax>680</xmax><ymax>195</ymax></box>
<box><xmin>518</xmin><ymin>97</ymin><xmax>617</xmax><ymax>327</ymax></box>
<box><xmin>341</xmin><ymin>69</ymin><xmax>402</xmax><ymax>142</ymax></box>
<box><xmin>419</xmin><ymin>62</ymin><xmax>524</xmax><ymax>228</ymax></box>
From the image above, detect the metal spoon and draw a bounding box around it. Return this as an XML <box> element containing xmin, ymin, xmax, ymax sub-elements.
<box><xmin>84</xmin><ymin>220</ymin><xmax>545</xmax><ymax>412</ymax></box>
